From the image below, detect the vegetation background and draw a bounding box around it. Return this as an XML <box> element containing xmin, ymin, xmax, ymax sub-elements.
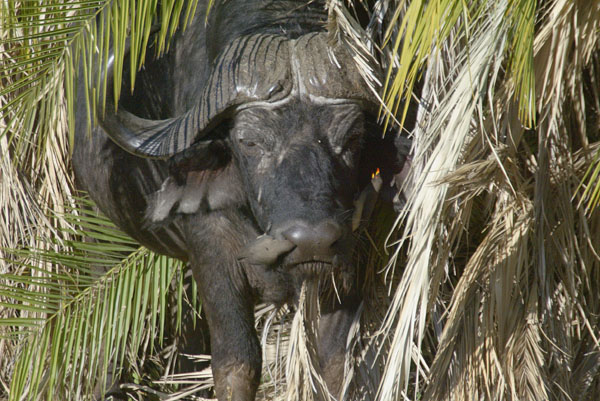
<box><xmin>1</xmin><ymin>0</ymin><xmax>599</xmax><ymax>400</ymax></box>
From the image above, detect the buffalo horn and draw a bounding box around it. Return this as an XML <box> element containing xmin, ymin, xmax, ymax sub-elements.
<box><xmin>98</xmin><ymin>33</ymin><xmax>378</xmax><ymax>159</ymax></box>
<box><xmin>293</xmin><ymin>33</ymin><xmax>379</xmax><ymax>108</ymax></box>
<box><xmin>98</xmin><ymin>34</ymin><xmax>292</xmax><ymax>158</ymax></box>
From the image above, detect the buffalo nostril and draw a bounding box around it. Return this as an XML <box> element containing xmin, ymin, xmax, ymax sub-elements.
<box><xmin>317</xmin><ymin>220</ymin><xmax>343</xmax><ymax>248</ymax></box>
<box><xmin>281</xmin><ymin>220</ymin><xmax>343</xmax><ymax>258</ymax></box>
<box><xmin>281</xmin><ymin>225</ymin><xmax>309</xmax><ymax>245</ymax></box>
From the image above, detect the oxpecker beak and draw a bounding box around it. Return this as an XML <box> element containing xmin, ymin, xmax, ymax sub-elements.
<box><xmin>352</xmin><ymin>169</ymin><xmax>383</xmax><ymax>232</ymax></box>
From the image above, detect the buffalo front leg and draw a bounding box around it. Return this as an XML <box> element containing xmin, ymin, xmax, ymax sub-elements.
<box><xmin>191</xmin><ymin>260</ymin><xmax>261</xmax><ymax>401</ymax></box>
<box><xmin>186</xmin><ymin>217</ymin><xmax>261</xmax><ymax>401</ymax></box>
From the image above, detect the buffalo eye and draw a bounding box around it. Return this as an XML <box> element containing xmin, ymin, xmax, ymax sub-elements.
<box><xmin>239</xmin><ymin>138</ymin><xmax>257</xmax><ymax>148</ymax></box>
<box><xmin>235</xmin><ymin>131</ymin><xmax>274</xmax><ymax>158</ymax></box>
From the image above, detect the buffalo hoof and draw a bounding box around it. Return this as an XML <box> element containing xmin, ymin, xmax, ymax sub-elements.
<box><xmin>213</xmin><ymin>363</ymin><xmax>260</xmax><ymax>401</ymax></box>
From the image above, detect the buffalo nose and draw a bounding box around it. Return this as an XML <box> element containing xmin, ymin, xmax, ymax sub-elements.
<box><xmin>279</xmin><ymin>220</ymin><xmax>343</xmax><ymax>260</ymax></box>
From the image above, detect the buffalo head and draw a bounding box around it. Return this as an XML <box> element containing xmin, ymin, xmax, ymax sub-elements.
<box><xmin>99</xmin><ymin>32</ymin><xmax>408</xmax><ymax>276</ymax></box>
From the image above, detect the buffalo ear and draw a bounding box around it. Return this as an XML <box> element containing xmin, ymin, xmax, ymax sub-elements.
<box><xmin>168</xmin><ymin>139</ymin><xmax>231</xmax><ymax>184</ymax></box>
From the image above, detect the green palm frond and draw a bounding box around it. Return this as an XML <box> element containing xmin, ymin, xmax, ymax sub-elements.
<box><xmin>580</xmin><ymin>149</ymin><xmax>600</xmax><ymax>211</ymax></box>
<box><xmin>506</xmin><ymin>0</ymin><xmax>536</xmax><ymax>126</ymax></box>
<box><xmin>1</xmin><ymin>0</ymin><xmax>198</xmax><ymax>151</ymax></box>
<box><xmin>1</xmin><ymin>199</ymin><xmax>194</xmax><ymax>401</ymax></box>
<box><xmin>0</xmin><ymin>0</ymin><xmax>199</xmax><ymax>260</ymax></box>
<box><xmin>375</xmin><ymin>0</ymin><xmax>537</xmax><ymax>130</ymax></box>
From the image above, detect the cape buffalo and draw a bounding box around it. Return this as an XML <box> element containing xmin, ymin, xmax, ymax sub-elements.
<box><xmin>73</xmin><ymin>1</ymin><xmax>411</xmax><ymax>400</ymax></box>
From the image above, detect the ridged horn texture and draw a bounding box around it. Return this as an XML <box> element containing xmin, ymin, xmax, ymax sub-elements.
<box><xmin>99</xmin><ymin>32</ymin><xmax>377</xmax><ymax>159</ymax></box>
<box><xmin>293</xmin><ymin>33</ymin><xmax>378</xmax><ymax>106</ymax></box>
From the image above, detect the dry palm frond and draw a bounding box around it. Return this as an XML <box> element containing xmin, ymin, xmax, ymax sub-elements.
<box><xmin>374</xmin><ymin>1</ymin><xmax>517</xmax><ymax>398</ymax></box>
<box><xmin>283</xmin><ymin>282</ymin><xmax>332</xmax><ymax>401</ymax></box>
<box><xmin>332</xmin><ymin>0</ymin><xmax>600</xmax><ymax>400</ymax></box>
<box><xmin>425</xmin><ymin>191</ymin><xmax>539</xmax><ymax>400</ymax></box>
